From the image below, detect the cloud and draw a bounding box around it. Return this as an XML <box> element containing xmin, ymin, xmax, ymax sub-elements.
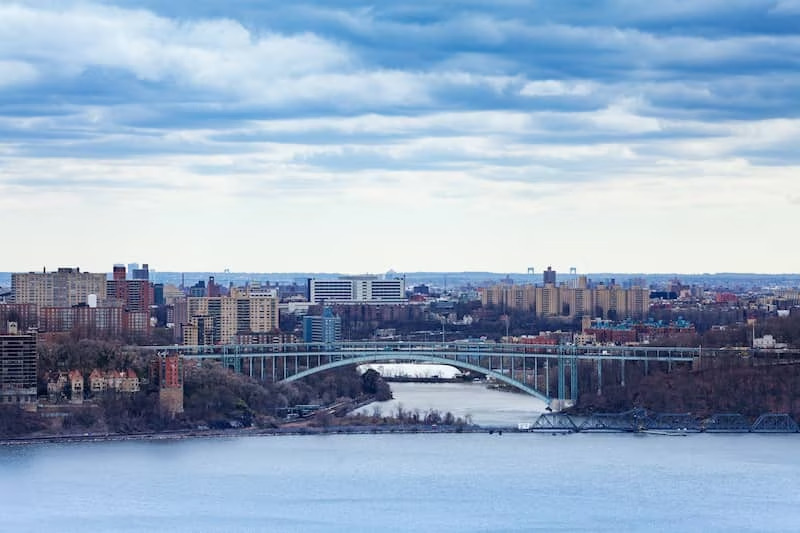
<box><xmin>1</xmin><ymin>0</ymin><xmax>800</xmax><ymax>272</ymax></box>
<box><xmin>0</xmin><ymin>60</ymin><xmax>38</xmax><ymax>87</ymax></box>
<box><xmin>520</xmin><ymin>80</ymin><xmax>594</xmax><ymax>97</ymax></box>
<box><xmin>0</xmin><ymin>4</ymin><xmax>356</xmax><ymax>99</ymax></box>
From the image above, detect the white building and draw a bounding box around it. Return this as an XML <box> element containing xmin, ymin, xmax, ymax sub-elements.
<box><xmin>309</xmin><ymin>276</ymin><xmax>406</xmax><ymax>305</ymax></box>
<box><xmin>753</xmin><ymin>335</ymin><xmax>788</xmax><ymax>350</ymax></box>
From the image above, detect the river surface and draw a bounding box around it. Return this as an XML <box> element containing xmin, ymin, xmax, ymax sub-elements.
<box><xmin>3</xmin><ymin>432</ymin><xmax>800</xmax><ymax>532</ymax></box>
<box><xmin>353</xmin><ymin>381</ymin><xmax>548</xmax><ymax>426</ymax></box>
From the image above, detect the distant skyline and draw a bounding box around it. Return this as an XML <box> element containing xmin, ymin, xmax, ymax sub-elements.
<box><xmin>1</xmin><ymin>1</ymin><xmax>799</xmax><ymax>274</ymax></box>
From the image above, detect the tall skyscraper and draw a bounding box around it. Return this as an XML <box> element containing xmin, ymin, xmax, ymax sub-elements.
<box><xmin>0</xmin><ymin>322</ymin><xmax>38</xmax><ymax>410</ymax></box>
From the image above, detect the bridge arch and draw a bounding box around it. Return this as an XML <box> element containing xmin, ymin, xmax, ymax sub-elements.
<box><xmin>282</xmin><ymin>353</ymin><xmax>551</xmax><ymax>405</ymax></box>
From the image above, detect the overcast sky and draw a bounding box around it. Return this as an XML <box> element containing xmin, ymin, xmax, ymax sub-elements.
<box><xmin>1</xmin><ymin>1</ymin><xmax>799</xmax><ymax>275</ymax></box>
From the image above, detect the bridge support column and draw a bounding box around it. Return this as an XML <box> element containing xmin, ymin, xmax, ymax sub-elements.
<box><xmin>545</xmin><ymin>359</ymin><xmax>550</xmax><ymax>398</ymax></box>
<box><xmin>620</xmin><ymin>359</ymin><xmax>625</xmax><ymax>387</ymax></box>
<box><xmin>548</xmin><ymin>398</ymin><xmax>574</xmax><ymax>411</ymax></box>
<box><xmin>570</xmin><ymin>354</ymin><xmax>578</xmax><ymax>404</ymax></box>
<box><xmin>597</xmin><ymin>358</ymin><xmax>602</xmax><ymax>396</ymax></box>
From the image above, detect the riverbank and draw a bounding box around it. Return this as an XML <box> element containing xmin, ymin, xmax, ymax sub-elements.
<box><xmin>3</xmin><ymin>380</ymin><xmax>534</xmax><ymax>446</ymax></box>
<box><xmin>0</xmin><ymin>422</ymin><xmax>504</xmax><ymax>446</ymax></box>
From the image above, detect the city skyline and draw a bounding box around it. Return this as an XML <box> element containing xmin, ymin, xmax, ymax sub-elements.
<box><xmin>1</xmin><ymin>2</ymin><xmax>799</xmax><ymax>274</ymax></box>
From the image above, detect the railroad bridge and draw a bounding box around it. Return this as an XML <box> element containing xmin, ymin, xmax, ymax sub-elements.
<box><xmin>139</xmin><ymin>342</ymin><xmax>700</xmax><ymax>408</ymax></box>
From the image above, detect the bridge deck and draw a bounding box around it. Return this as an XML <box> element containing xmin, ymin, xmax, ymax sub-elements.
<box><xmin>137</xmin><ymin>341</ymin><xmax>700</xmax><ymax>362</ymax></box>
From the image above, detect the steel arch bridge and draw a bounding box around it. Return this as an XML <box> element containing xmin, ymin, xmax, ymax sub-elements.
<box><xmin>285</xmin><ymin>353</ymin><xmax>550</xmax><ymax>402</ymax></box>
<box><xmin>138</xmin><ymin>341</ymin><xmax>700</xmax><ymax>408</ymax></box>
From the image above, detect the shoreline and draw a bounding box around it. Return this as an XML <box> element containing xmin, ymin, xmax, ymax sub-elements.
<box><xmin>0</xmin><ymin>423</ymin><xmax>500</xmax><ymax>446</ymax></box>
<box><xmin>6</xmin><ymin>424</ymin><xmax>796</xmax><ymax>446</ymax></box>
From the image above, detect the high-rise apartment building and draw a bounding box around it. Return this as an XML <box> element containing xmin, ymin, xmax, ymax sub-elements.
<box><xmin>0</xmin><ymin>322</ymin><xmax>38</xmax><ymax>410</ymax></box>
<box><xmin>535</xmin><ymin>284</ymin><xmax>561</xmax><ymax>317</ymax></box>
<box><xmin>181</xmin><ymin>287</ymin><xmax>279</xmax><ymax>345</ymax></box>
<box><xmin>12</xmin><ymin>268</ymin><xmax>107</xmax><ymax>308</ymax></box>
<box><xmin>626</xmin><ymin>286</ymin><xmax>650</xmax><ymax>319</ymax></box>
<box><xmin>303</xmin><ymin>307</ymin><xmax>342</xmax><ymax>344</ymax></box>
<box><xmin>0</xmin><ymin>304</ymin><xmax>38</xmax><ymax>334</ymax></box>
<box><xmin>479</xmin><ymin>283</ymin><xmax>536</xmax><ymax>311</ymax></box>
<box><xmin>309</xmin><ymin>276</ymin><xmax>406</xmax><ymax>304</ymax></box>
<box><xmin>564</xmin><ymin>284</ymin><xmax>592</xmax><ymax>318</ymax></box>
<box><xmin>107</xmin><ymin>265</ymin><xmax>153</xmax><ymax>313</ymax></box>
<box><xmin>480</xmin><ymin>277</ymin><xmax>649</xmax><ymax>320</ymax></box>
<box><xmin>40</xmin><ymin>307</ymin><xmax>124</xmax><ymax>337</ymax></box>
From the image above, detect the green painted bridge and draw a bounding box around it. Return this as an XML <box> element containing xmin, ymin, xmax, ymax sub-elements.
<box><xmin>140</xmin><ymin>341</ymin><xmax>700</xmax><ymax>407</ymax></box>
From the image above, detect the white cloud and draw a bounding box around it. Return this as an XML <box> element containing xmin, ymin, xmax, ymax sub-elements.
<box><xmin>0</xmin><ymin>60</ymin><xmax>38</xmax><ymax>87</ymax></box>
<box><xmin>0</xmin><ymin>4</ymin><xmax>355</xmax><ymax>98</ymax></box>
<box><xmin>520</xmin><ymin>80</ymin><xmax>594</xmax><ymax>97</ymax></box>
<box><xmin>584</xmin><ymin>99</ymin><xmax>663</xmax><ymax>133</ymax></box>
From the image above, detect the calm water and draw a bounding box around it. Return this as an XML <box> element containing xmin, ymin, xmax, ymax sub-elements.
<box><xmin>3</xmin><ymin>383</ymin><xmax>800</xmax><ymax>531</ymax></box>
<box><xmin>354</xmin><ymin>381</ymin><xmax>548</xmax><ymax>426</ymax></box>
<box><xmin>2</xmin><ymin>432</ymin><xmax>800</xmax><ymax>532</ymax></box>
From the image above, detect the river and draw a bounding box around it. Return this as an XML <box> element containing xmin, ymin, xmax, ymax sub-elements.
<box><xmin>352</xmin><ymin>381</ymin><xmax>548</xmax><ymax>426</ymax></box>
<box><xmin>2</xmin><ymin>431</ymin><xmax>800</xmax><ymax>532</ymax></box>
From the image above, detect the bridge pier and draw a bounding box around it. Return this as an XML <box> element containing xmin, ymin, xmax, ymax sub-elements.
<box><xmin>549</xmin><ymin>399</ymin><xmax>575</xmax><ymax>411</ymax></box>
<box><xmin>545</xmin><ymin>359</ymin><xmax>550</xmax><ymax>398</ymax></box>
<box><xmin>600</xmin><ymin>358</ymin><xmax>605</xmax><ymax>395</ymax></box>
<box><xmin>570</xmin><ymin>355</ymin><xmax>578</xmax><ymax>404</ymax></box>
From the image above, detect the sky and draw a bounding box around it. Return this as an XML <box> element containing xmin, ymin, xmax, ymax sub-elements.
<box><xmin>1</xmin><ymin>1</ymin><xmax>799</xmax><ymax>275</ymax></box>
